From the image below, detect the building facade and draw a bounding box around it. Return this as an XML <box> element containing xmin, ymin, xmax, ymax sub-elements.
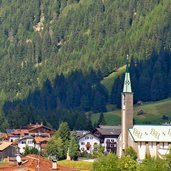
<box><xmin>79</xmin><ymin>132</ymin><xmax>100</xmax><ymax>153</ymax></box>
<box><xmin>93</xmin><ymin>125</ymin><xmax>121</xmax><ymax>153</ymax></box>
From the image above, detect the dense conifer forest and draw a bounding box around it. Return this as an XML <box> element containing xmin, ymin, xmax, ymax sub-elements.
<box><xmin>0</xmin><ymin>0</ymin><xmax>171</xmax><ymax>130</ymax></box>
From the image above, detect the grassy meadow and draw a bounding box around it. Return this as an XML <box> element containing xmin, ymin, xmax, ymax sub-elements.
<box><xmin>58</xmin><ymin>160</ymin><xmax>93</xmax><ymax>171</ymax></box>
<box><xmin>91</xmin><ymin>98</ymin><xmax>171</xmax><ymax>125</ymax></box>
<box><xmin>101</xmin><ymin>65</ymin><xmax>125</xmax><ymax>94</ymax></box>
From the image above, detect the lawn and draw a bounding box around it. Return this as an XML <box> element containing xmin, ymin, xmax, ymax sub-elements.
<box><xmin>58</xmin><ymin>160</ymin><xmax>93</xmax><ymax>171</ymax></box>
<box><xmin>91</xmin><ymin>98</ymin><xmax>171</xmax><ymax>125</ymax></box>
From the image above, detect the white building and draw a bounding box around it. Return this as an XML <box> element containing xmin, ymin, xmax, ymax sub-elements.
<box><xmin>128</xmin><ymin>125</ymin><xmax>171</xmax><ymax>159</ymax></box>
<box><xmin>9</xmin><ymin>135</ymin><xmax>20</xmax><ymax>143</ymax></box>
<box><xmin>18</xmin><ymin>136</ymin><xmax>35</xmax><ymax>154</ymax></box>
<box><xmin>79</xmin><ymin>132</ymin><xmax>100</xmax><ymax>153</ymax></box>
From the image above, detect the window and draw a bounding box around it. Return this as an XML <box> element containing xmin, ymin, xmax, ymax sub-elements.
<box><xmin>106</xmin><ymin>139</ymin><xmax>110</xmax><ymax>142</ymax></box>
<box><xmin>85</xmin><ymin>136</ymin><xmax>89</xmax><ymax>140</ymax></box>
<box><xmin>27</xmin><ymin>140</ymin><xmax>31</xmax><ymax>144</ymax></box>
<box><xmin>90</xmin><ymin>137</ymin><xmax>93</xmax><ymax>139</ymax></box>
<box><xmin>81</xmin><ymin>142</ymin><xmax>85</xmax><ymax>145</ymax></box>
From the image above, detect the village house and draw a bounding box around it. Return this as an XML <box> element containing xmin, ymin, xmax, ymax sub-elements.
<box><xmin>6</xmin><ymin>123</ymin><xmax>55</xmax><ymax>154</ymax></box>
<box><xmin>93</xmin><ymin>125</ymin><xmax>121</xmax><ymax>153</ymax></box>
<box><xmin>78</xmin><ymin>132</ymin><xmax>100</xmax><ymax>153</ymax></box>
<box><xmin>0</xmin><ymin>142</ymin><xmax>16</xmax><ymax>161</ymax></box>
<box><xmin>18</xmin><ymin>136</ymin><xmax>34</xmax><ymax>154</ymax></box>
<box><xmin>34</xmin><ymin>136</ymin><xmax>50</xmax><ymax>152</ymax></box>
<box><xmin>77</xmin><ymin>126</ymin><xmax>121</xmax><ymax>154</ymax></box>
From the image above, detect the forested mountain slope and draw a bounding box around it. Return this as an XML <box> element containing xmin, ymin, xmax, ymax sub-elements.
<box><xmin>0</xmin><ymin>0</ymin><xmax>170</xmax><ymax>101</ymax></box>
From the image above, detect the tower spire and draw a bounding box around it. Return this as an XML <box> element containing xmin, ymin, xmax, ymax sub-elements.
<box><xmin>123</xmin><ymin>55</ymin><xmax>132</xmax><ymax>93</ymax></box>
<box><xmin>118</xmin><ymin>55</ymin><xmax>133</xmax><ymax>156</ymax></box>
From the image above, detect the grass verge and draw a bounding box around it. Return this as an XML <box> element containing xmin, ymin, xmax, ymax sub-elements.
<box><xmin>58</xmin><ymin>160</ymin><xmax>93</xmax><ymax>171</ymax></box>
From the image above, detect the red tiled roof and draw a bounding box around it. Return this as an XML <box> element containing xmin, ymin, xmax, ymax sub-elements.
<box><xmin>0</xmin><ymin>154</ymin><xmax>78</xmax><ymax>171</ymax></box>
<box><xmin>12</xmin><ymin>129</ymin><xmax>29</xmax><ymax>137</ymax></box>
<box><xmin>23</xmin><ymin>154</ymin><xmax>78</xmax><ymax>171</ymax></box>
<box><xmin>29</xmin><ymin>125</ymin><xmax>55</xmax><ymax>132</ymax></box>
<box><xmin>34</xmin><ymin>136</ymin><xmax>49</xmax><ymax>144</ymax></box>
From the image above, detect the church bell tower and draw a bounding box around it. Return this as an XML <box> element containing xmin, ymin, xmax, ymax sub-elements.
<box><xmin>121</xmin><ymin>60</ymin><xmax>133</xmax><ymax>151</ymax></box>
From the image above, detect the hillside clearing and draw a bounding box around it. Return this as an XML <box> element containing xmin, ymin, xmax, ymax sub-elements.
<box><xmin>91</xmin><ymin>98</ymin><xmax>171</xmax><ymax>125</ymax></box>
<box><xmin>101</xmin><ymin>65</ymin><xmax>125</xmax><ymax>94</ymax></box>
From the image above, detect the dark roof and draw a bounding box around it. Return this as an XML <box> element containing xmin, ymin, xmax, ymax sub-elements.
<box><xmin>71</xmin><ymin>130</ymin><xmax>89</xmax><ymax>138</ymax></box>
<box><xmin>18</xmin><ymin>136</ymin><xmax>34</xmax><ymax>141</ymax></box>
<box><xmin>96</xmin><ymin>125</ymin><xmax>121</xmax><ymax>136</ymax></box>
<box><xmin>6</xmin><ymin>129</ymin><xmax>14</xmax><ymax>134</ymax></box>
<box><xmin>78</xmin><ymin>132</ymin><xmax>99</xmax><ymax>140</ymax></box>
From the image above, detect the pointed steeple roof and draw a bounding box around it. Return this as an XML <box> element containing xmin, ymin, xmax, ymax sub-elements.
<box><xmin>123</xmin><ymin>60</ymin><xmax>132</xmax><ymax>93</ymax></box>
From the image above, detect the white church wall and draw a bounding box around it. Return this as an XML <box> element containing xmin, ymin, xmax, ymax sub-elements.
<box><xmin>148</xmin><ymin>142</ymin><xmax>157</xmax><ymax>157</ymax></box>
<box><xmin>138</xmin><ymin>142</ymin><xmax>146</xmax><ymax>160</ymax></box>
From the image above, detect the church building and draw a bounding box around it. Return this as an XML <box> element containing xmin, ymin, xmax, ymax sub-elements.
<box><xmin>117</xmin><ymin>62</ymin><xmax>171</xmax><ymax>160</ymax></box>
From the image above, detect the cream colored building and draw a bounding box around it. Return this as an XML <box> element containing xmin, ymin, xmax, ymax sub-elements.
<box><xmin>117</xmin><ymin>63</ymin><xmax>171</xmax><ymax>160</ymax></box>
<box><xmin>128</xmin><ymin>125</ymin><xmax>171</xmax><ymax>159</ymax></box>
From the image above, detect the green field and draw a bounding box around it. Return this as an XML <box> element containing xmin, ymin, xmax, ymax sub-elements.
<box><xmin>91</xmin><ymin>98</ymin><xmax>171</xmax><ymax>125</ymax></box>
<box><xmin>58</xmin><ymin>160</ymin><xmax>93</xmax><ymax>171</ymax></box>
<box><xmin>101</xmin><ymin>65</ymin><xmax>125</xmax><ymax>94</ymax></box>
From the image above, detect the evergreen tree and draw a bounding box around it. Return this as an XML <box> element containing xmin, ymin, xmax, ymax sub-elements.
<box><xmin>55</xmin><ymin>122</ymin><xmax>70</xmax><ymax>158</ymax></box>
<box><xmin>139</xmin><ymin>70</ymin><xmax>151</xmax><ymax>101</ymax></box>
<box><xmin>68</xmin><ymin>133</ymin><xmax>79</xmax><ymax>160</ymax></box>
<box><xmin>151</xmin><ymin>73</ymin><xmax>166</xmax><ymax>101</ymax></box>
<box><xmin>168</xmin><ymin>69</ymin><xmax>171</xmax><ymax>97</ymax></box>
<box><xmin>97</xmin><ymin>112</ymin><xmax>106</xmax><ymax>126</ymax></box>
<box><xmin>47</xmin><ymin>137</ymin><xmax>64</xmax><ymax>160</ymax></box>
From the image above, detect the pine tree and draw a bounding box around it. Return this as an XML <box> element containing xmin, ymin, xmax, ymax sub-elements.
<box><xmin>55</xmin><ymin>122</ymin><xmax>70</xmax><ymax>158</ymax></box>
<box><xmin>139</xmin><ymin>70</ymin><xmax>151</xmax><ymax>101</ymax></box>
<box><xmin>97</xmin><ymin>112</ymin><xmax>106</xmax><ymax>126</ymax></box>
<box><xmin>167</xmin><ymin>69</ymin><xmax>171</xmax><ymax>97</ymax></box>
<box><xmin>68</xmin><ymin>133</ymin><xmax>79</xmax><ymax>160</ymax></box>
<box><xmin>47</xmin><ymin>137</ymin><xmax>64</xmax><ymax>160</ymax></box>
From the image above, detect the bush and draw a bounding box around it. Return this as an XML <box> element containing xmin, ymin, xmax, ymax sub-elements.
<box><xmin>125</xmin><ymin>147</ymin><xmax>137</xmax><ymax>160</ymax></box>
<box><xmin>23</xmin><ymin>146</ymin><xmax>39</xmax><ymax>156</ymax></box>
<box><xmin>140</xmin><ymin>156</ymin><xmax>167</xmax><ymax>171</ymax></box>
<box><xmin>92</xmin><ymin>153</ymin><xmax>119</xmax><ymax>171</ymax></box>
<box><xmin>118</xmin><ymin>156</ymin><xmax>139</xmax><ymax>171</ymax></box>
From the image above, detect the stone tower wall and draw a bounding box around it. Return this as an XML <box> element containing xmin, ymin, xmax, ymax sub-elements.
<box><xmin>121</xmin><ymin>92</ymin><xmax>133</xmax><ymax>151</ymax></box>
